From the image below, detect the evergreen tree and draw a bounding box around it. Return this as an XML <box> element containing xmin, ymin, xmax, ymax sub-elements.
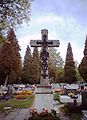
<box><xmin>78</xmin><ymin>36</ymin><xmax>87</xmax><ymax>82</ymax></box>
<box><xmin>0</xmin><ymin>33</ymin><xmax>6</xmax><ymax>84</ymax></box>
<box><xmin>31</xmin><ymin>47</ymin><xmax>40</xmax><ymax>84</ymax></box>
<box><xmin>7</xmin><ymin>28</ymin><xmax>22</xmax><ymax>84</ymax></box>
<box><xmin>0</xmin><ymin>33</ymin><xmax>6</xmax><ymax>55</ymax></box>
<box><xmin>0</xmin><ymin>33</ymin><xmax>5</xmax><ymax>44</ymax></box>
<box><xmin>0</xmin><ymin>41</ymin><xmax>17</xmax><ymax>85</ymax></box>
<box><xmin>64</xmin><ymin>42</ymin><xmax>76</xmax><ymax>84</ymax></box>
<box><xmin>21</xmin><ymin>45</ymin><xmax>32</xmax><ymax>84</ymax></box>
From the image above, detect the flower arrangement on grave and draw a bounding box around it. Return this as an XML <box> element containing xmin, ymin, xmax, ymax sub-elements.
<box><xmin>15</xmin><ymin>94</ymin><xmax>28</xmax><ymax>99</ymax></box>
<box><xmin>14</xmin><ymin>90</ymin><xmax>33</xmax><ymax>95</ymax></box>
<box><xmin>68</xmin><ymin>92</ymin><xmax>78</xmax><ymax>99</ymax></box>
<box><xmin>28</xmin><ymin>108</ymin><xmax>60</xmax><ymax>120</ymax></box>
<box><xmin>14</xmin><ymin>90</ymin><xmax>33</xmax><ymax>99</ymax></box>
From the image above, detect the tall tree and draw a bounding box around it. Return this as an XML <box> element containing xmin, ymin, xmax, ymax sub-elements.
<box><xmin>0</xmin><ymin>33</ymin><xmax>6</xmax><ymax>55</ymax></box>
<box><xmin>7</xmin><ymin>28</ymin><xmax>22</xmax><ymax>84</ymax></box>
<box><xmin>64</xmin><ymin>42</ymin><xmax>76</xmax><ymax>84</ymax></box>
<box><xmin>0</xmin><ymin>33</ymin><xmax>5</xmax><ymax>44</ymax></box>
<box><xmin>0</xmin><ymin>41</ymin><xmax>17</xmax><ymax>85</ymax></box>
<box><xmin>31</xmin><ymin>47</ymin><xmax>40</xmax><ymax>84</ymax></box>
<box><xmin>78</xmin><ymin>36</ymin><xmax>87</xmax><ymax>82</ymax></box>
<box><xmin>21</xmin><ymin>45</ymin><xmax>32</xmax><ymax>84</ymax></box>
<box><xmin>0</xmin><ymin>0</ymin><xmax>32</xmax><ymax>33</ymax></box>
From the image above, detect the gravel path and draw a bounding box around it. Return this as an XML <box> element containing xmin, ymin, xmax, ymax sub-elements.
<box><xmin>0</xmin><ymin>109</ymin><xmax>30</xmax><ymax>120</ymax></box>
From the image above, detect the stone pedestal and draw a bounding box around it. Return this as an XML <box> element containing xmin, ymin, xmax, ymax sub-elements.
<box><xmin>35</xmin><ymin>85</ymin><xmax>53</xmax><ymax>94</ymax></box>
<box><xmin>34</xmin><ymin>85</ymin><xmax>53</xmax><ymax>112</ymax></box>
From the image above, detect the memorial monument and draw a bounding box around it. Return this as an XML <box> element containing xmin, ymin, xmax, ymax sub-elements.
<box><xmin>30</xmin><ymin>29</ymin><xmax>60</xmax><ymax>112</ymax></box>
<box><xmin>30</xmin><ymin>29</ymin><xmax>60</xmax><ymax>85</ymax></box>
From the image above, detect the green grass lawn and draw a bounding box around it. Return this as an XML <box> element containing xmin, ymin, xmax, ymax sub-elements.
<box><xmin>0</xmin><ymin>94</ymin><xmax>35</xmax><ymax>112</ymax></box>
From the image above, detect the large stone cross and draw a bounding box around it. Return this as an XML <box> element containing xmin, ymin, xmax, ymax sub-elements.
<box><xmin>30</xmin><ymin>29</ymin><xmax>60</xmax><ymax>85</ymax></box>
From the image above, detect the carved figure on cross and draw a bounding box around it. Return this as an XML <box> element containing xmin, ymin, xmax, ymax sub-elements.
<box><xmin>30</xmin><ymin>29</ymin><xmax>60</xmax><ymax>85</ymax></box>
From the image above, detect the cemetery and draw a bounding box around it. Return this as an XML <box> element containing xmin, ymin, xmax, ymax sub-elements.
<box><xmin>0</xmin><ymin>0</ymin><xmax>87</xmax><ymax>119</ymax></box>
<box><xmin>0</xmin><ymin>29</ymin><xmax>87</xmax><ymax>120</ymax></box>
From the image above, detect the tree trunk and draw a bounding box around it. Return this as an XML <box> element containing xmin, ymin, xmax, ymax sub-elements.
<box><xmin>4</xmin><ymin>75</ymin><xmax>8</xmax><ymax>86</ymax></box>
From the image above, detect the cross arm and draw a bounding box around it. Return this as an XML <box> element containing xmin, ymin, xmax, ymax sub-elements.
<box><xmin>47</xmin><ymin>40</ymin><xmax>60</xmax><ymax>47</ymax></box>
<box><xmin>30</xmin><ymin>40</ymin><xmax>42</xmax><ymax>47</ymax></box>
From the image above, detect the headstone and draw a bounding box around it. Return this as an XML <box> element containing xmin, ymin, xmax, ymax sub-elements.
<box><xmin>82</xmin><ymin>110</ymin><xmax>87</xmax><ymax>120</ymax></box>
<box><xmin>30</xmin><ymin>29</ymin><xmax>60</xmax><ymax>85</ymax></box>
<box><xmin>82</xmin><ymin>90</ymin><xmax>87</xmax><ymax>109</ymax></box>
<box><xmin>4</xmin><ymin>85</ymin><xmax>12</xmax><ymax>100</ymax></box>
<box><xmin>30</xmin><ymin>29</ymin><xmax>60</xmax><ymax>112</ymax></box>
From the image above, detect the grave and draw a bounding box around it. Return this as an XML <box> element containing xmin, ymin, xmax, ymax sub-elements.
<box><xmin>3</xmin><ymin>85</ymin><xmax>12</xmax><ymax>100</ymax></box>
<box><xmin>82</xmin><ymin>89</ymin><xmax>87</xmax><ymax>109</ymax></box>
<box><xmin>30</xmin><ymin>29</ymin><xmax>60</xmax><ymax>112</ymax></box>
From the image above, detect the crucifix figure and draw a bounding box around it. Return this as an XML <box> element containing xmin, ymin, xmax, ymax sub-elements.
<box><xmin>30</xmin><ymin>29</ymin><xmax>60</xmax><ymax>85</ymax></box>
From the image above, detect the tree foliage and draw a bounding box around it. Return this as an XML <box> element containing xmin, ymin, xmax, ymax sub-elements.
<box><xmin>48</xmin><ymin>47</ymin><xmax>64</xmax><ymax>67</ymax></box>
<box><xmin>21</xmin><ymin>45</ymin><xmax>32</xmax><ymax>84</ymax></box>
<box><xmin>0</xmin><ymin>29</ymin><xmax>22</xmax><ymax>84</ymax></box>
<box><xmin>30</xmin><ymin>47</ymin><xmax>40</xmax><ymax>84</ymax></box>
<box><xmin>0</xmin><ymin>0</ymin><xmax>31</xmax><ymax>33</ymax></box>
<box><xmin>64</xmin><ymin>42</ymin><xmax>76</xmax><ymax>84</ymax></box>
<box><xmin>48</xmin><ymin>47</ymin><xmax>64</xmax><ymax>83</ymax></box>
<box><xmin>0</xmin><ymin>41</ymin><xmax>16</xmax><ymax>84</ymax></box>
<box><xmin>0</xmin><ymin>33</ymin><xmax>6</xmax><ymax>44</ymax></box>
<box><xmin>7</xmin><ymin>28</ymin><xmax>22</xmax><ymax>78</ymax></box>
<box><xmin>78</xmin><ymin>36</ymin><xmax>87</xmax><ymax>82</ymax></box>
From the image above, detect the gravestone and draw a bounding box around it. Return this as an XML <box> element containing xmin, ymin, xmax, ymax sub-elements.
<box><xmin>82</xmin><ymin>90</ymin><xmax>87</xmax><ymax>109</ymax></box>
<box><xmin>30</xmin><ymin>29</ymin><xmax>60</xmax><ymax>112</ymax></box>
<box><xmin>30</xmin><ymin>29</ymin><xmax>60</xmax><ymax>85</ymax></box>
<box><xmin>4</xmin><ymin>85</ymin><xmax>12</xmax><ymax>100</ymax></box>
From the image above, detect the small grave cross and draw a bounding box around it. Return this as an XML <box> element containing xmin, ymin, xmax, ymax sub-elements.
<box><xmin>30</xmin><ymin>29</ymin><xmax>60</xmax><ymax>85</ymax></box>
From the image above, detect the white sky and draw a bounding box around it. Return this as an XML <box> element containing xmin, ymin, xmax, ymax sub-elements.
<box><xmin>16</xmin><ymin>0</ymin><xmax>87</xmax><ymax>63</ymax></box>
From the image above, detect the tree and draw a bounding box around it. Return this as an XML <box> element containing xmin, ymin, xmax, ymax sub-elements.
<box><xmin>2</xmin><ymin>28</ymin><xmax>22</xmax><ymax>84</ymax></box>
<box><xmin>0</xmin><ymin>33</ymin><xmax>6</xmax><ymax>44</ymax></box>
<box><xmin>48</xmin><ymin>61</ymin><xmax>64</xmax><ymax>83</ymax></box>
<box><xmin>0</xmin><ymin>0</ymin><xmax>32</xmax><ymax>33</ymax></box>
<box><xmin>64</xmin><ymin>42</ymin><xmax>76</xmax><ymax>84</ymax></box>
<box><xmin>75</xmin><ymin>60</ymin><xmax>82</xmax><ymax>82</ymax></box>
<box><xmin>48</xmin><ymin>47</ymin><xmax>64</xmax><ymax>83</ymax></box>
<box><xmin>55</xmin><ymin>67</ymin><xmax>64</xmax><ymax>83</ymax></box>
<box><xmin>78</xmin><ymin>36</ymin><xmax>87</xmax><ymax>82</ymax></box>
<box><xmin>0</xmin><ymin>33</ymin><xmax>6</xmax><ymax>55</ymax></box>
<box><xmin>0</xmin><ymin>41</ymin><xmax>17</xmax><ymax>85</ymax></box>
<box><xmin>31</xmin><ymin>47</ymin><xmax>40</xmax><ymax>84</ymax></box>
<box><xmin>48</xmin><ymin>47</ymin><xmax>64</xmax><ymax>67</ymax></box>
<box><xmin>21</xmin><ymin>45</ymin><xmax>32</xmax><ymax>84</ymax></box>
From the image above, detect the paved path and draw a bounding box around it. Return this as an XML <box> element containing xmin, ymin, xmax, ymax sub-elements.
<box><xmin>0</xmin><ymin>109</ymin><xmax>30</xmax><ymax>120</ymax></box>
<box><xmin>60</xmin><ymin>95</ymin><xmax>82</xmax><ymax>103</ymax></box>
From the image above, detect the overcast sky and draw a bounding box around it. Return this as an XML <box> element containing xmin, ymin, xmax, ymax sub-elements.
<box><xmin>16</xmin><ymin>0</ymin><xmax>87</xmax><ymax>63</ymax></box>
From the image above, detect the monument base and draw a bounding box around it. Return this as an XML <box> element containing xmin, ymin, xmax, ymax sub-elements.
<box><xmin>35</xmin><ymin>85</ymin><xmax>53</xmax><ymax>94</ymax></box>
<box><xmin>34</xmin><ymin>85</ymin><xmax>53</xmax><ymax>112</ymax></box>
